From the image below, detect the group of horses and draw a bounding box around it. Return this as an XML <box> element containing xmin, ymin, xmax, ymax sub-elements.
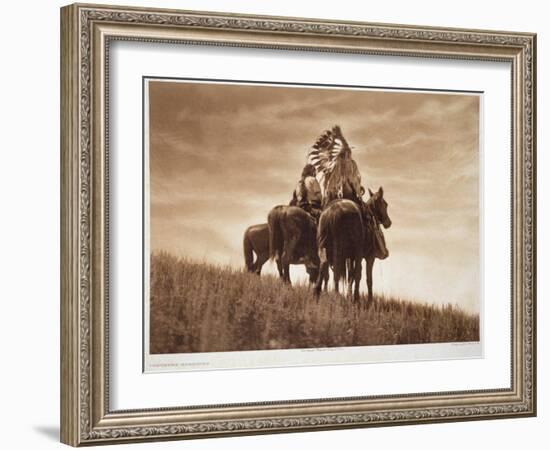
<box><xmin>243</xmin><ymin>187</ymin><xmax>392</xmax><ymax>306</ymax></box>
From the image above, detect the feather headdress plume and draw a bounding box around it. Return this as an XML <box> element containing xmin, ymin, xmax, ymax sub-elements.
<box><xmin>307</xmin><ymin>125</ymin><xmax>362</xmax><ymax>205</ymax></box>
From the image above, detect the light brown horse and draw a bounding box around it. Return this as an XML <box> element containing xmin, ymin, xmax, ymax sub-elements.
<box><xmin>243</xmin><ymin>224</ymin><xmax>270</xmax><ymax>275</ymax></box>
<box><xmin>267</xmin><ymin>206</ymin><xmax>320</xmax><ymax>284</ymax></box>
<box><xmin>244</xmin><ymin>223</ymin><xmax>329</xmax><ymax>292</ymax></box>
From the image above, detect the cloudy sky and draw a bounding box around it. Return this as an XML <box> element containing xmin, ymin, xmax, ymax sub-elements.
<box><xmin>147</xmin><ymin>79</ymin><xmax>480</xmax><ymax>313</ymax></box>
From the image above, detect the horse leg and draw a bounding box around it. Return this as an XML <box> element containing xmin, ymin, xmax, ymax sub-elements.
<box><xmin>282</xmin><ymin>237</ymin><xmax>298</xmax><ymax>285</ymax></box>
<box><xmin>275</xmin><ymin>255</ymin><xmax>284</xmax><ymax>280</ymax></box>
<box><xmin>323</xmin><ymin>269</ymin><xmax>329</xmax><ymax>292</ymax></box>
<box><xmin>345</xmin><ymin>260</ymin><xmax>351</xmax><ymax>298</ymax></box>
<box><xmin>343</xmin><ymin>257</ymin><xmax>362</xmax><ymax>304</ymax></box>
<box><xmin>285</xmin><ymin>262</ymin><xmax>292</xmax><ymax>284</ymax></box>
<box><xmin>250</xmin><ymin>253</ymin><xmax>258</xmax><ymax>274</ymax></box>
<box><xmin>353</xmin><ymin>256</ymin><xmax>362</xmax><ymax>303</ymax></box>
<box><xmin>366</xmin><ymin>256</ymin><xmax>374</xmax><ymax>306</ymax></box>
<box><xmin>315</xmin><ymin>248</ymin><xmax>329</xmax><ymax>299</ymax></box>
<box><xmin>280</xmin><ymin>256</ymin><xmax>290</xmax><ymax>284</ymax></box>
<box><xmin>255</xmin><ymin>253</ymin><xmax>268</xmax><ymax>275</ymax></box>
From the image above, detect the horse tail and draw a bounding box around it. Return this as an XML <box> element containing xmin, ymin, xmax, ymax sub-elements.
<box><xmin>268</xmin><ymin>208</ymin><xmax>283</xmax><ymax>260</ymax></box>
<box><xmin>317</xmin><ymin>213</ymin><xmax>330</xmax><ymax>251</ymax></box>
<box><xmin>333</xmin><ymin>231</ymin><xmax>346</xmax><ymax>282</ymax></box>
<box><xmin>243</xmin><ymin>228</ymin><xmax>254</xmax><ymax>272</ymax></box>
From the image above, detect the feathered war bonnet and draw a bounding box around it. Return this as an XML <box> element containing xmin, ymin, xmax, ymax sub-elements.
<box><xmin>307</xmin><ymin>125</ymin><xmax>362</xmax><ymax>203</ymax></box>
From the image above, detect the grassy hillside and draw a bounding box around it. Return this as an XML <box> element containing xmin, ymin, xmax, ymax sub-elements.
<box><xmin>150</xmin><ymin>252</ymin><xmax>479</xmax><ymax>354</ymax></box>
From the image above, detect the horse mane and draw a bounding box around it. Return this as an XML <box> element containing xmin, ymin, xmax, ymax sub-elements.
<box><xmin>361</xmin><ymin>195</ymin><xmax>378</xmax><ymax>225</ymax></box>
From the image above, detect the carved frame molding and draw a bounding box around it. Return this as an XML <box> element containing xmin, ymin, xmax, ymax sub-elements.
<box><xmin>61</xmin><ymin>3</ymin><xmax>536</xmax><ymax>446</ymax></box>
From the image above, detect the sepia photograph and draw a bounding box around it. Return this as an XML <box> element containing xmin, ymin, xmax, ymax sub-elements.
<box><xmin>143</xmin><ymin>78</ymin><xmax>482</xmax><ymax>372</ymax></box>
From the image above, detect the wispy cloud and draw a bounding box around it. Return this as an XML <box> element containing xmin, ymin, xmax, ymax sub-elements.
<box><xmin>148</xmin><ymin>80</ymin><xmax>481</xmax><ymax>312</ymax></box>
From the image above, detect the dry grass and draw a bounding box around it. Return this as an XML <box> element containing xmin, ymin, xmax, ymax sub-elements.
<box><xmin>149</xmin><ymin>252</ymin><xmax>480</xmax><ymax>354</ymax></box>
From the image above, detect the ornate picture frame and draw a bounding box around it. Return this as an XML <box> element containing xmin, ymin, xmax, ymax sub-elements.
<box><xmin>60</xmin><ymin>3</ymin><xmax>536</xmax><ymax>446</ymax></box>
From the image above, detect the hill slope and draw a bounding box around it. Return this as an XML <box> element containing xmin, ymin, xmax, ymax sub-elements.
<box><xmin>150</xmin><ymin>253</ymin><xmax>479</xmax><ymax>354</ymax></box>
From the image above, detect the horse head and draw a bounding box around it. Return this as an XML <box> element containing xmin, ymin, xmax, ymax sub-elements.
<box><xmin>367</xmin><ymin>186</ymin><xmax>392</xmax><ymax>229</ymax></box>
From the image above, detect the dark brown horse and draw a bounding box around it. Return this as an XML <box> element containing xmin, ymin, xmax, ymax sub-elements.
<box><xmin>267</xmin><ymin>206</ymin><xmax>320</xmax><ymax>284</ymax></box>
<box><xmin>347</xmin><ymin>186</ymin><xmax>392</xmax><ymax>305</ymax></box>
<box><xmin>314</xmin><ymin>199</ymin><xmax>364</xmax><ymax>301</ymax></box>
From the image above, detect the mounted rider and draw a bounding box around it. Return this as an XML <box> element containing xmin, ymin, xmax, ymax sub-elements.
<box><xmin>307</xmin><ymin>125</ymin><xmax>362</xmax><ymax>207</ymax></box>
<box><xmin>290</xmin><ymin>163</ymin><xmax>323</xmax><ymax>220</ymax></box>
<box><xmin>307</xmin><ymin>125</ymin><xmax>388</xmax><ymax>257</ymax></box>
